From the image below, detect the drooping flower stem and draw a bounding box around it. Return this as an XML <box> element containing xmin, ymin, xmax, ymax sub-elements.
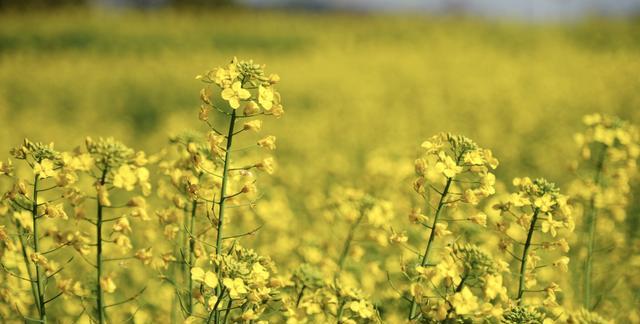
<box><xmin>408</xmin><ymin>176</ymin><xmax>453</xmax><ymax>320</ymax></box>
<box><xmin>96</xmin><ymin>168</ymin><xmax>108</xmax><ymax>323</ymax></box>
<box><xmin>214</xmin><ymin>109</ymin><xmax>238</xmax><ymax>324</ymax></box>
<box><xmin>31</xmin><ymin>174</ymin><xmax>46</xmax><ymax>323</ymax></box>
<box><xmin>584</xmin><ymin>146</ymin><xmax>607</xmax><ymax>310</ymax></box>
<box><xmin>517</xmin><ymin>209</ymin><xmax>540</xmax><ymax>304</ymax></box>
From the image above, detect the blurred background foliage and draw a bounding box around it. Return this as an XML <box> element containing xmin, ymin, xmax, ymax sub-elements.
<box><xmin>0</xmin><ymin>9</ymin><xmax>639</xmax><ymax>185</ymax></box>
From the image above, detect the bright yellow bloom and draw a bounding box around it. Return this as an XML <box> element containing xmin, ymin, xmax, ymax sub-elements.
<box><xmin>112</xmin><ymin>217</ymin><xmax>131</xmax><ymax>233</ymax></box>
<box><xmin>44</xmin><ymin>203</ymin><xmax>68</xmax><ymax>220</ymax></box>
<box><xmin>221</xmin><ymin>81</ymin><xmax>251</xmax><ymax>109</ymax></box>
<box><xmin>223</xmin><ymin>277</ymin><xmax>248</xmax><ymax>299</ymax></box>
<box><xmin>348</xmin><ymin>300</ymin><xmax>373</xmax><ymax>318</ymax></box>
<box><xmin>258</xmin><ymin>85</ymin><xmax>274</xmax><ymax>110</ymax></box>
<box><xmin>113</xmin><ymin>165</ymin><xmax>137</xmax><ymax>191</ymax></box>
<box><xmin>191</xmin><ymin>267</ymin><xmax>205</xmax><ymax>281</ymax></box>
<box><xmin>34</xmin><ymin>159</ymin><xmax>57</xmax><ymax>179</ymax></box>
<box><xmin>484</xmin><ymin>274</ymin><xmax>506</xmax><ymax>300</ymax></box>
<box><xmin>257</xmin><ymin>136</ymin><xmax>276</xmax><ymax>150</ymax></box>
<box><xmin>435</xmin><ymin>153</ymin><xmax>462</xmax><ymax>178</ymax></box>
<box><xmin>204</xmin><ymin>271</ymin><xmax>219</xmax><ymax>288</ymax></box>
<box><xmin>243</xmin><ymin>120</ymin><xmax>263</xmax><ymax>132</ymax></box>
<box><xmin>468</xmin><ymin>212</ymin><xmax>487</xmax><ymax>226</ymax></box>
<box><xmin>449</xmin><ymin>287</ymin><xmax>479</xmax><ymax>315</ymax></box>
<box><xmin>100</xmin><ymin>276</ymin><xmax>117</xmax><ymax>294</ymax></box>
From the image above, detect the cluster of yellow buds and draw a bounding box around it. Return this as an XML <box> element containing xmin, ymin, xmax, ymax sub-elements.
<box><xmin>188</xmin><ymin>244</ymin><xmax>280</xmax><ymax>322</ymax></box>
<box><xmin>414</xmin><ymin>133</ymin><xmax>498</xmax><ymax>205</ymax></box>
<box><xmin>493</xmin><ymin>177</ymin><xmax>573</xmax><ymax>308</ymax></box>
<box><xmin>197</xmin><ymin>57</ymin><xmax>283</xmax><ymax>117</ymax></box>
<box><xmin>410</xmin><ymin>243</ymin><xmax>508</xmax><ymax>321</ymax></box>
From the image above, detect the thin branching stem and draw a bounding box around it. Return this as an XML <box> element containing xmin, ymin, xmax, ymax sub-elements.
<box><xmin>517</xmin><ymin>208</ymin><xmax>540</xmax><ymax>304</ymax></box>
<box><xmin>408</xmin><ymin>176</ymin><xmax>453</xmax><ymax>320</ymax></box>
<box><xmin>584</xmin><ymin>145</ymin><xmax>607</xmax><ymax>310</ymax></box>
<box><xmin>96</xmin><ymin>168</ymin><xmax>108</xmax><ymax>323</ymax></box>
<box><xmin>14</xmin><ymin>221</ymin><xmax>41</xmax><ymax>316</ymax></box>
<box><xmin>214</xmin><ymin>108</ymin><xmax>238</xmax><ymax>324</ymax></box>
<box><xmin>32</xmin><ymin>174</ymin><xmax>46</xmax><ymax>322</ymax></box>
<box><xmin>337</xmin><ymin>211</ymin><xmax>366</xmax><ymax>273</ymax></box>
<box><xmin>188</xmin><ymin>200</ymin><xmax>197</xmax><ymax>316</ymax></box>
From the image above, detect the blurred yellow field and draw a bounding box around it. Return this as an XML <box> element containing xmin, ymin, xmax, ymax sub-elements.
<box><xmin>0</xmin><ymin>9</ymin><xmax>639</xmax><ymax>323</ymax></box>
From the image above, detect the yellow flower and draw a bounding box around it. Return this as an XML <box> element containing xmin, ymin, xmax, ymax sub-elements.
<box><xmin>115</xmin><ymin>235</ymin><xmax>132</xmax><ymax>251</ymax></box>
<box><xmin>434</xmin><ymin>223</ymin><xmax>452</xmax><ymax>237</ymax></box>
<box><xmin>540</xmin><ymin>215</ymin><xmax>563</xmax><ymax>237</ymax></box>
<box><xmin>389</xmin><ymin>228</ymin><xmax>408</xmax><ymax>244</ymax></box>
<box><xmin>484</xmin><ymin>149</ymin><xmax>499</xmax><ymax>169</ymax></box>
<box><xmin>100</xmin><ymin>276</ymin><xmax>117</xmax><ymax>294</ymax></box>
<box><xmin>534</xmin><ymin>194</ymin><xmax>555</xmax><ymax>213</ymax></box>
<box><xmin>113</xmin><ymin>165</ymin><xmax>137</xmax><ymax>191</ymax></box>
<box><xmin>258</xmin><ymin>85</ymin><xmax>274</xmax><ymax>110</ymax></box>
<box><xmin>0</xmin><ymin>159</ymin><xmax>12</xmax><ymax>175</ymax></box>
<box><xmin>468</xmin><ymin>212</ymin><xmax>487</xmax><ymax>226</ymax></box>
<box><xmin>484</xmin><ymin>274</ymin><xmax>506</xmax><ymax>300</ymax></box>
<box><xmin>135</xmin><ymin>248</ymin><xmax>153</xmax><ymax>265</ymax></box>
<box><xmin>553</xmin><ymin>256</ymin><xmax>570</xmax><ymax>272</ymax></box>
<box><xmin>14</xmin><ymin>211</ymin><xmax>33</xmax><ymax>232</ymax></box>
<box><xmin>112</xmin><ymin>217</ymin><xmax>131</xmax><ymax>233</ymax></box>
<box><xmin>435</xmin><ymin>154</ymin><xmax>462</xmax><ymax>178</ymax></box>
<box><xmin>44</xmin><ymin>203</ymin><xmax>68</xmax><ymax>220</ymax></box>
<box><xmin>191</xmin><ymin>267</ymin><xmax>205</xmax><ymax>282</ymax></box>
<box><xmin>204</xmin><ymin>271</ymin><xmax>219</xmax><ymax>288</ymax></box>
<box><xmin>348</xmin><ymin>300</ymin><xmax>373</xmax><ymax>318</ymax></box>
<box><xmin>463</xmin><ymin>150</ymin><xmax>484</xmax><ymax>165</ymax></box>
<box><xmin>34</xmin><ymin>159</ymin><xmax>57</xmax><ymax>179</ymax></box>
<box><xmin>243</xmin><ymin>120</ymin><xmax>263</xmax><ymax>132</ymax></box>
<box><xmin>257</xmin><ymin>136</ymin><xmax>277</xmax><ymax>150</ymax></box>
<box><xmin>256</xmin><ymin>157</ymin><xmax>275</xmax><ymax>174</ymax></box>
<box><xmin>223</xmin><ymin>277</ymin><xmax>248</xmax><ymax>299</ymax></box>
<box><xmin>449</xmin><ymin>287</ymin><xmax>479</xmax><ymax>315</ymax></box>
<box><xmin>243</xmin><ymin>101</ymin><xmax>260</xmax><ymax>116</ymax></box>
<box><xmin>62</xmin><ymin>153</ymin><xmax>94</xmax><ymax>171</ymax></box>
<box><xmin>221</xmin><ymin>81</ymin><xmax>251</xmax><ymax>109</ymax></box>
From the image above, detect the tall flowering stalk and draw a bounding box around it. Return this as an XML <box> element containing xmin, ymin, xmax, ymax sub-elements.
<box><xmin>407</xmin><ymin>133</ymin><xmax>498</xmax><ymax>320</ymax></box>
<box><xmin>494</xmin><ymin>177</ymin><xmax>573</xmax><ymax>307</ymax></box>
<box><xmin>0</xmin><ymin>140</ymin><xmax>88</xmax><ymax>322</ymax></box>
<box><xmin>157</xmin><ymin>131</ymin><xmax>218</xmax><ymax>319</ymax></box>
<box><xmin>81</xmin><ymin>137</ymin><xmax>151</xmax><ymax>323</ymax></box>
<box><xmin>570</xmin><ymin>114</ymin><xmax>639</xmax><ymax>309</ymax></box>
<box><xmin>1</xmin><ymin>140</ymin><xmax>65</xmax><ymax>322</ymax></box>
<box><xmin>192</xmin><ymin>57</ymin><xmax>283</xmax><ymax>323</ymax></box>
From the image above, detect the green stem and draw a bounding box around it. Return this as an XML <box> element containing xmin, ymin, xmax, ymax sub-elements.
<box><xmin>187</xmin><ymin>200</ymin><xmax>197</xmax><ymax>316</ymax></box>
<box><xmin>337</xmin><ymin>211</ymin><xmax>366</xmax><ymax>274</ymax></box>
<box><xmin>96</xmin><ymin>168</ymin><xmax>108</xmax><ymax>323</ymax></box>
<box><xmin>214</xmin><ymin>109</ymin><xmax>237</xmax><ymax>324</ymax></box>
<box><xmin>31</xmin><ymin>174</ymin><xmax>46</xmax><ymax>323</ymax></box>
<box><xmin>14</xmin><ymin>221</ymin><xmax>40</xmax><ymax>317</ymax></box>
<box><xmin>517</xmin><ymin>209</ymin><xmax>540</xmax><ymax>304</ymax></box>
<box><xmin>336</xmin><ymin>300</ymin><xmax>347</xmax><ymax>324</ymax></box>
<box><xmin>206</xmin><ymin>288</ymin><xmax>226</xmax><ymax>324</ymax></box>
<box><xmin>295</xmin><ymin>285</ymin><xmax>306</xmax><ymax>308</ymax></box>
<box><xmin>408</xmin><ymin>176</ymin><xmax>453</xmax><ymax>320</ymax></box>
<box><xmin>222</xmin><ymin>299</ymin><xmax>233</xmax><ymax>324</ymax></box>
<box><xmin>584</xmin><ymin>146</ymin><xmax>607</xmax><ymax>310</ymax></box>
